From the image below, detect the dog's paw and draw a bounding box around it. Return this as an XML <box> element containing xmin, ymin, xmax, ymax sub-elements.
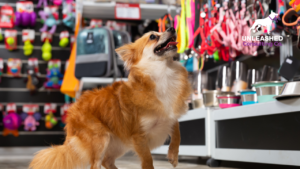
<box><xmin>167</xmin><ymin>149</ymin><xmax>178</xmax><ymax>168</ymax></box>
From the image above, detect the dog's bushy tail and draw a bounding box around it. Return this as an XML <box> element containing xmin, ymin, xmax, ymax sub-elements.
<box><xmin>29</xmin><ymin>138</ymin><xmax>89</xmax><ymax>169</ymax></box>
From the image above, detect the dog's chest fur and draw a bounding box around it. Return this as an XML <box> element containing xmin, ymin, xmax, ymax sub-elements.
<box><xmin>138</xmin><ymin>59</ymin><xmax>185</xmax><ymax>149</ymax></box>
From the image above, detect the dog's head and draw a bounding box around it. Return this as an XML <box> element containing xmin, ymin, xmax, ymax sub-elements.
<box><xmin>116</xmin><ymin>27</ymin><xmax>178</xmax><ymax>70</ymax></box>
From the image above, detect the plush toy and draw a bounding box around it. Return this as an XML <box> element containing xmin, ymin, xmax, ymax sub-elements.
<box><xmin>20</xmin><ymin>105</ymin><xmax>41</xmax><ymax>131</ymax></box>
<box><xmin>44</xmin><ymin>60</ymin><xmax>63</xmax><ymax>89</ymax></box>
<box><xmin>62</xmin><ymin>1</ymin><xmax>75</xmax><ymax>30</ymax></box>
<box><xmin>3</xmin><ymin>103</ymin><xmax>22</xmax><ymax>137</ymax></box>
<box><xmin>44</xmin><ymin>103</ymin><xmax>58</xmax><ymax>129</ymax></box>
<box><xmin>42</xmin><ymin>40</ymin><xmax>52</xmax><ymax>61</ymax></box>
<box><xmin>15</xmin><ymin>1</ymin><xmax>36</xmax><ymax>27</ymax></box>
<box><xmin>39</xmin><ymin>6</ymin><xmax>59</xmax><ymax>34</ymax></box>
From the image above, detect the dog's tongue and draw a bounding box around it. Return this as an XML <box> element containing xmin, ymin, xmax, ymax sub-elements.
<box><xmin>164</xmin><ymin>42</ymin><xmax>178</xmax><ymax>49</ymax></box>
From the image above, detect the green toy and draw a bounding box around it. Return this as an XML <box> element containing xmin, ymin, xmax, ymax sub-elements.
<box><xmin>0</xmin><ymin>33</ymin><xmax>4</xmax><ymax>41</ymax></box>
<box><xmin>42</xmin><ymin>40</ymin><xmax>52</xmax><ymax>61</ymax></box>
<box><xmin>59</xmin><ymin>37</ymin><xmax>69</xmax><ymax>48</ymax></box>
<box><xmin>23</xmin><ymin>40</ymin><xmax>34</xmax><ymax>56</ymax></box>
<box><xmin>213</xmin><ymin>50</ymin><xmax>220</xmax><ymax>62</ymax></box>
<box><xmin>7</xmin><ymin>37</ymin><xmax>14</xmax><ymax>45</ymax></box>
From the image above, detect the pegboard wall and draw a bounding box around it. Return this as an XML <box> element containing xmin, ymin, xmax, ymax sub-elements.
<box><xmin>0</xmin><ymin>0</ymin><xmax>73</xmax><ymax>147</ymax></box>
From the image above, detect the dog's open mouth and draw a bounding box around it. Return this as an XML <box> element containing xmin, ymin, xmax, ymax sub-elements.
<box><xmin>154</xmin><ymin>36</ymin><xmax>178</xmax><ymax>55</ymax></box>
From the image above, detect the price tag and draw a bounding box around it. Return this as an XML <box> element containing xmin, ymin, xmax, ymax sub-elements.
<box><xmin>115</xmin><ymin>3</ymin><xmax>141</xmax><ymax>20</ymax></box>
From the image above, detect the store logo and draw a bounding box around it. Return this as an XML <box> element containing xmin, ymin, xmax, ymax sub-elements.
<box><xmin>250</xmin><ymin>11</ymin><xmax>280</xmax><ymax>34</ymax></box>
<box><xmin>242</xmin><ymin>12</ymin><xmax>283</xmax><ymax>47</ymax></box>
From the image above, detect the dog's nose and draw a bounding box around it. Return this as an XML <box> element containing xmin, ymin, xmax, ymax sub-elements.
<box><xmin>166</xmin><ymin>27</ymin><xmax>175</xmax><ymax>33</ymax></box>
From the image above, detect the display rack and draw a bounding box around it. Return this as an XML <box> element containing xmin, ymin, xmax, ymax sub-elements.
<box><xmin>79</xmin><ymin>1</ymin><xmax>177</xmax><ymax>20</ymax></box>
<box><xmin>151</xmin><ymin>108</ymin><xmax>214</xmax><ymax>157</ymax></box>
<box><xmin>210</xmin><ymin>98</ymin><xmax>300</xmax><ymax>167</ymax></box>
<box><xmin>151</xmin><ymin>98</ymin><xmax>300</xmax><ymax>167</ymax></box>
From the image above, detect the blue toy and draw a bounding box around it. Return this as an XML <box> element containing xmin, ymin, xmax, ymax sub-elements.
<box><xmin>44</xmin><ymin>60</ymin><xmax>63</xmax><ymax>89</ymax></box>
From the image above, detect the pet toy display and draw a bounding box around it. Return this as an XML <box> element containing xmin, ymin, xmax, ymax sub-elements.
<box><xmin>3</xmin><ymin>103</ymin><xmax>22</xmax><ymax>137</ymax></box>
<box><xmin>7</xmin><ymin>58</ymin><xmax>22</xmax><ymax>77</ymax></box>
<box><xmin>44</xmin><ymin>59</ymin><xmax>63</xmax><ymax>89</ymax></box>
<box><xmin>0</xmin><ymin>5</ymin><xmax>15</xmax><ymax>28</ymax></box>
<box><xmin>39</xmin><ymin>6</ymin><xmax>59</xmax><ymax>34</ymax></box>
<box><xmin>22</xmin><ymin>29</ymin><xmax>35</xmax><ymax>56</ymax></box>
<box><xmin>41</xmin><ymin>32</ymin><xmax>53</xmax><ymax>61</ymax></box>
<box><xmin>44</xmin><ymin>103</ymin><xmax>58</xmax><ymax>129</ymax></box>
<box><xmin>20</xmin><ymin>105</ymin><xmax>41</xmax><ymax>131</ymax></box>
<box><xmin>25</xmin><ymin>58</ymin><xmax>40</xmax><ymax>94</ymax></box>
<box><xmin>59</xmin><ymin>31</ymin><xmax>69</xmax><ymax>47</ymax></box>
<box><xmin>15</xmin><ymin>1</ymin><xmax>36</xmax><ymax>27</ymax></box>
<box><xmin>5</xmin><ymin>30</ymin><xmax>17</xmax><ymax>51</ymax></box>
<box><xmin>62</xmin><ymin>1</ymin><xmax>75</xmax><ymax>30</ymax></box>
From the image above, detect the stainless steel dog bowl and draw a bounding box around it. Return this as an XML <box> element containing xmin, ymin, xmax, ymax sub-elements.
<box><xmin>274</xmin><ymin>82</ymin><xmax>300</xmax><ymax>100</ymax></box>
<box><xmin>216</xmin><ymin>94</ymin><xmax>241</xmax><ymax>109</ymax></box>
<box><xmin>202</xmin><ymin>91</ymin><xmax>234</xmax><ymax>107</ymax></box>
<box><xmin>252</xmin><ymin>81</ymin><xmax>286</xmax><ymax>103</ymax></box>
<box><xmin>239</xmin><ymin>89</ymin><xmax>257</xmax><ymax>105</ymax></box>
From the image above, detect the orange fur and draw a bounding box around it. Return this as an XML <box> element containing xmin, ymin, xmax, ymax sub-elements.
<box><xmin>29</xmin><ymin>29</ymin><xmax>191</xmax><ymax>169</ymax></box>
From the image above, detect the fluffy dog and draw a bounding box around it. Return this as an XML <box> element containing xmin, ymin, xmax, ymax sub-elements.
<box><xmin>29</xmin><ymin>27</ymin><xmax>191</xmax><ymax>169</ymax></box>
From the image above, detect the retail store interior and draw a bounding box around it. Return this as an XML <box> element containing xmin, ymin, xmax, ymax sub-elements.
<box><xmin>0</xmin><ymin>0</ymin><xmax>300</xmax><ymax>169</ymax></box>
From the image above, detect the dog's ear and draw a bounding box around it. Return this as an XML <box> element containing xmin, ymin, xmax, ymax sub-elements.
<box><xmin>116</xmin><ymin>44</ymin><xmax>136</xmax><ymax>70</ymax></box>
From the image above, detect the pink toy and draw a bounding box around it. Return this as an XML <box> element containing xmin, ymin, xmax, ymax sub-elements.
<box><xmin>21</xmin><ymin>105</ymin><xmax>41</xmax><ymax>131</ymax></box>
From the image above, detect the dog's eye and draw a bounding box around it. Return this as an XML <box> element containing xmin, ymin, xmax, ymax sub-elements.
<box><xmin>150</xmin><ymin>34</ymin><xmax>156</xmax><ymax>40</ymax></box>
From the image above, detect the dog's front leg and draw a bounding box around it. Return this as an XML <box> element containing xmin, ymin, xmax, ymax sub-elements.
<box><xmin>132</xmin><ymin>134</ymin><xmax>154</xmax><ymax>169</ymax></box>
<box><xmin>168</xmin><ymin>121</ymin><xmax>180</xmax><ymax>167</ymax></box>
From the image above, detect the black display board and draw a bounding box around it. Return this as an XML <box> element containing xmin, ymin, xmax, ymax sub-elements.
<box><xmin>0</xmin><ymin>1</ymin><xmax>71</xmax><ymax>147</ymax></box>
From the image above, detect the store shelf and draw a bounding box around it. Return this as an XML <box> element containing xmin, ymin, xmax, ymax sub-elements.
<box><xmin>152</xmin><ymin>108</ymin><xmax>212</xmax><ymax>157</ymax></box>
<box><xmin>79</xmin><ymin>77</ymin><xmax>128</xmax><ymax>90</ymax></box>
<box><xmin>210</xmin><ymin>98</ymin><xmax>300</xmax><ymax>166</ymax></box>
<box><xmin>212</xmin><ymin>98</ymin><xmax>300</xmax><ymax>121</ymax></box>
<box><xmin>80</xmin><ymin>1</ymin><xmax>177</xmax><ymax>20</ymax></box>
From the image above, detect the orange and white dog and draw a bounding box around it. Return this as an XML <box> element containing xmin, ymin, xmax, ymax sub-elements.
<box><xmin>29</xmin><ymin>27</ymin><xmax>191</xmax><ymax>169</ymax></box>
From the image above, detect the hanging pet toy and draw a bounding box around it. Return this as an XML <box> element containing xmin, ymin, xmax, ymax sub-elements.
<box><xmin>25</xmin><ymin>58</ymin><xmax>40</xmax><ymax>94</ymax></box>
<box><xmin>62</xmin><ymin>1</ymin><xmax>75</xmax><ymax>30</ymax></box>
<box><xmin>22</xmin><ymin>29</ymin><xmax>35</xmax><ymax>56</ymax></box>
<box><xmin>20</xmin><ymin>105</ymin><xmax>41</xmax><ymax>131</ymax></box>
<box><xmin>15</xmin><ymin>1</ymin><xmax>36</xmax><ymax>27</ymax></box>
<box><xmin>44</xmin><ymin>59</ymin><xmax>63</xmax><ymax>89</ymax></box>
<box><xmin>44</xmin><ymin>103</ymin><xmax>58</xmax><ymax>129</ymax></box>
<box><xmin>39</xmin><ymin>6</ymin><xmax>60</xmax><ymax>34</ymax></box>
<box><xmin>3</xmin><ymin>103</ymin><xmax>22</xmax><ymax>137</ymax></box>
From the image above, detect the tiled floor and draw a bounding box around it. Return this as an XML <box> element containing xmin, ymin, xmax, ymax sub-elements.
<box><xmin>0</xmin><ymin>155</ymin><xmax>216</xmax><ymax>169</ymax></box>
<box><xmin>0</xmin><ymin>155</ymin><xmax>299</xmax><ymax>169</ymax></box>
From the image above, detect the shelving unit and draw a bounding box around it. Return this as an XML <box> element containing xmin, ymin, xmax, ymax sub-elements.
<box><xmin>76</xmin><ymin>77</ymin><xmax>128</xmax><ymax>97</ymax></box>
<box><xmin>79</xmin><ymin>1</ymin><xmax>177</xmax><ymax>20</ymax></box>
<box><xmin>151</xmin><ymin>108</ymin><xmax>214</xmax><ymax>157</ymax></box>
<box><xmin>210</xmin><ymin>98</ymin><xmax>300</xmax><ymax>166</ymax></box>
<box><xmin>151</xmin><ymin>98</ymin><xmax>300</xmax><ymax>167</ymax></box>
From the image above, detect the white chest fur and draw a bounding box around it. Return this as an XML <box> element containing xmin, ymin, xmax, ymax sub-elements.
<box><xmin>137</xmin><ymin>58</ymin><xmax>184</xmax><ymax>149</ymax></box>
